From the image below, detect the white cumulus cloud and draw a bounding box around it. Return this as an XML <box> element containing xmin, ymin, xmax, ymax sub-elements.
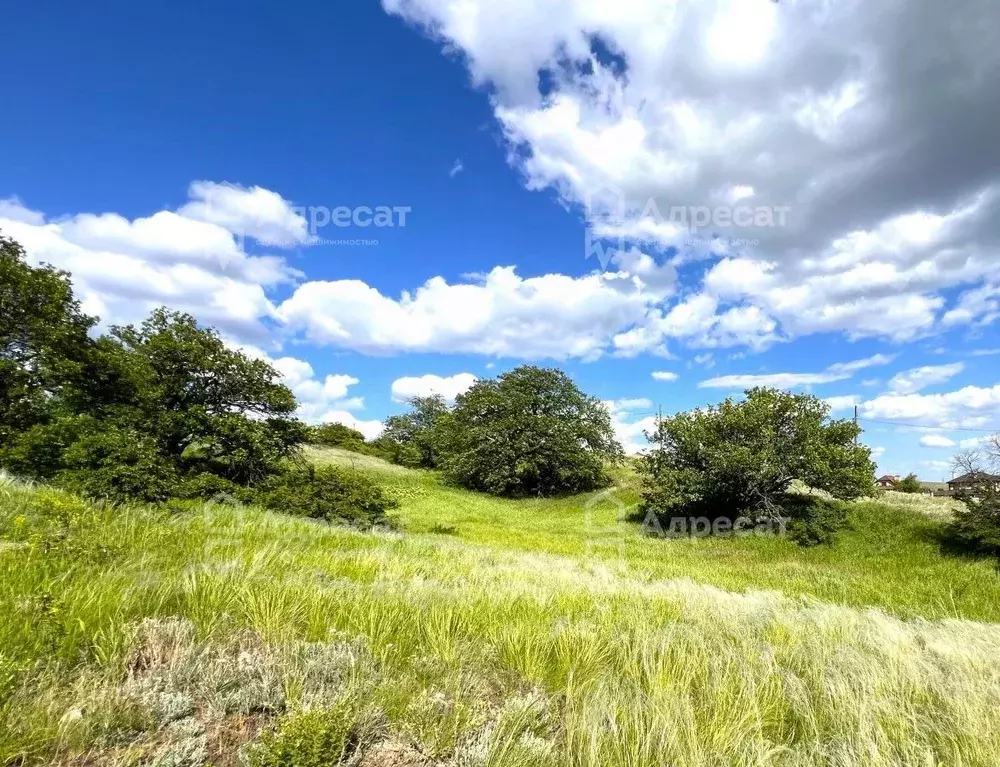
<box><xmin>391</xmin><ymin>373</ymin><xmax>478</xmax><ymax>403</ymax></box>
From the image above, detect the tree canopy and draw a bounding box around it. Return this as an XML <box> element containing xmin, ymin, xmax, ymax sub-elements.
<box><xmin>641</xmin><ymin>387</ymin><xmax>874</xmax><ymax>524</ymax></box>
<box><xmin>894</xmin><ymin>473</ymin><xmax>923</xmax><ymax>494</ymax></box>
<box><xmin>373</xmin><ymin>395</ymin><xmax>451</xmax><ymax>469</ymax></box>
<box><xmin>441</xmin><ymin>366</ymin><xmax>623</xmax><ymax>497</ymax></box>
<box><xmin>0</xmin><ymin>232</ymin><xmax>394</xmax><ymax>525</ymax></box>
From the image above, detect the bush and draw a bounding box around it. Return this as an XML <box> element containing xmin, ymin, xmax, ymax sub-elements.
<box><xmin>441</xmin><ymin>366</ymin><xmax>623</xmax><ymax>497</ymax></box>
<box><xmin>641</xmin><ymin>388</ymin><xmax>872</xmax><ymax>544</ymax></box>
<box><xmin>781</xmin><ymin>494</ymin><xmax>851</xmax><ymax>546</ymax></box>
<box><xmin>895</xmin><ymin>473</ymin><xmax>924</xmax><ymax>494</ymax></box>
<box><xmin>254</xmin><ymin>465</ymin><xmax>398</xmax><ymax>527</ymax></box>
<box><xmin>948</xmin><ymin>486</ymin><xmax>1000</xmax><ymax>558</ymax></box>
<box><xmin>308</xmin><ymin>423</ymin><xmax>368</xmax><ymax>452</ymax></box>
<box><xmin>245</xmin><ymin>703</ymin><xmax>384</xmax><ymax>767</ymax></box>
<box><xmin>54</xmin><ymin>421</ymin><xmax>180</xmax><ymax>504</ymax></box>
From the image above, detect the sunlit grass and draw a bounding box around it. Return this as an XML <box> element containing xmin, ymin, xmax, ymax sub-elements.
<box><xmin>2</xmin><ymin>460</ymin><xmax>1000</xmax><ymax>765</ymax></box>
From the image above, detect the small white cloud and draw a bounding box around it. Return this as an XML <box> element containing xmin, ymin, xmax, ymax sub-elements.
<box><xmin>449</xmin><ymin>159</ymin><xmax>464</xmax><ymax>178</ymax></box>
<box><xmin>269</xmin><ymin>357</ymin><xmax>365</xmax><ymax>424</ymax></box>
<box><xmin>651</xmin><ymin>371</ymin><xmax>679</xmax><ymax>382</ymax></box>
<box><xmin>887</xmin><ymin>363</ymin><xmax>965</xmax><ymax>394</ymax></box>
<box><xmin>919</xmin><ymin>434</ymin><xmax>956</xmax><ymax>448</ymax></box>
<box><xmin>700</xmin><ymin>354</ymin><xmax>895</xmax><ymax>390</ymax></box>
<box><xmin>826</xmin><ymin>395</ymin><xmax>860</xmax><ymax>412</ymax></box>
<box><xmin>391</xmin><ymin>373</ymin><xmax>478</xmax><ymax>403</ymax></box>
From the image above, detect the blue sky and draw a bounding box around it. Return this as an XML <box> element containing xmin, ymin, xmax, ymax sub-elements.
<box><xmin>2</xmin><ymin>0</ymin><xmax>998</xmax><ymax>479</ymax></box>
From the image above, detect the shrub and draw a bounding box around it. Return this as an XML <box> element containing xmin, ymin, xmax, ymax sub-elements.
<box><xmin>441</xmin><ymin>366</ymin><xmax>623</xmax><ymax>497</ymax></box>
<box><xmin>895</xmin><ymin>473</ymin><xmax>924</xmax><ymax>494</ymax></box>
<box><xmin>308</xmin><ymin>423</ymin><xmax>368</xmax><ymax>452</ymax></box>
<box><xmin>641</xmin><ymin>388</ymin><xmax>872</xmax><ymax>544</ymax></box>
<box><xmin>781</xmin><ymin>494</ymin><xmax>851</xmax><ymax>546</ymax></box>
<box><xmin>254</xmin><ymin>465</ymin><xmax>398</xmax><ymax>527</ymax></box>
<box><xmin>245</xmin><ymin>703</ymin><xmax>384</xmax><ymax>767</ymax></box>
<box><xmin>54</xmin><ymin>421</ymin><xmax>180</xmax><ymax>504</ymax></box>
<box><xmin>948</xmin><ymin>486</ymin><xmax>1000</xmax><ymax>557</ymax></box>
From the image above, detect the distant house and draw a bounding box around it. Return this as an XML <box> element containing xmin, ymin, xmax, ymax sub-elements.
<box><xmin>875</xmin><ymin>474</ymin><xmax>900</xmax><ymax>489</ymax></box>
<box><xmin>948</xmin><ymin>472</ymin><xmax>1000</xmax><ymax>495</ymax></box>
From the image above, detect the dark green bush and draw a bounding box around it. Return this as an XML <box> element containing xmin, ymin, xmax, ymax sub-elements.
<box><xmin>781</xmin><ymin>494</ymin><xmax>851</xmax><ymax>546</ymax></box>
<box><xmin>373</xmin><ymin>395</ymin><xmax>450</xmax><ymax>469</ymax></box>
<box><xmin>1</xmin><ymin>233</ymin><xmax>401</xmax><ymax>529</ymax></box>
<box><xmin>308</xmin><ymin>423</ymin><xmax>368</xmax><ymax>452</ymax></box>
<box><xmin>254</xmin><ymin>465</ymin><xmax>398</xmax><ymax>528</ymax></box>
<box><xmin>947</xmin><ymin>486</ymin><xmax>1000</xmax><ymax>558</ymax></box>
<box><xmin>894</xmin><ymin>473</ymin><xmax>924</xmax><ymax>494</ymax></box>
<box><xmin>54</xmin><ymin>422</ymin><xmax>180</xmax><ymax>504</ymax></box>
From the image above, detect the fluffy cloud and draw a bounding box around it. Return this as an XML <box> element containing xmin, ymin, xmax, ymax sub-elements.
<box><xmin>317</xmin><ymin>411</ymin><xmax>385</xmax><ymax>441</ymax></box>
<box><xmin>887</xmin><ymin>363</ymin><xmax>965</xmax><ymax>394</ymax></box>
<box><xmin>651</xmin><ymin>371</ymin><xmax>678</xmax><ymax>382</ymax></box>
<box><xmin>919</xmin><ymin>434</ymin><xmax>957</xmax><ymax>448</ymax></box>
<box><xmin>0</xmin><ymin>183</ymin><xmax>306</xmax><ymax>343</ymax></box>
<box><xmin>278</xmin><ymin>264</ymin><xmax>675</xmax><ymax>360</ymax></box>
<box><xmin>178</xmin><ymin>181</ymin><xmax>314</xmax><ymax>246</ymax></box>
<box><xmin>270</xmin><ymin>357</ymin><xmax>364</xmax><ymax>423</ymax></box>
<box><xmin>603</xmin><ymin>398</ymin><xmax>656</xmax><ymax>455</ymax></box>
<box><xmin>699</xmin><ymin>354</ymin><xmax>893</xmax><ymax>389</ymax></box>
<box><xmin>825</xmin><ymin>395</ymin><xmax>860</xmax><ymax>412</ymax></box>
<box><xmin>861</xmin><ymin>385</ymin><xmax>1000</xmax><ymax>429</ymax></box>
<box><xmin>391</xmin><ymin>373</ymin><xmax>478</xmax><ymax>403</ymax></box>
<box><xmin>384</xmin><ymin>0</ymin><xmax>1000</xmax><ymax>344</ymax></box>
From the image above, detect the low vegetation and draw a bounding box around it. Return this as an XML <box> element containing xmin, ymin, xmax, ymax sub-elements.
<box><xmin>3</xmin><ymin>462</ymin><xmax>1000</xmax><ymax>766</ymax></box>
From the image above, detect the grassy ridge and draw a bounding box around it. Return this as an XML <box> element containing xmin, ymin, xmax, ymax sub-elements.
<box><xmin>312</xmin><ymin>447</ymin><xmax>1000</xmax><ymax>623</ymax></box>
<box><xmin>2</xmin><ymin>457</ymin><xmax>1000</xmax><ymax>765</ymax></box>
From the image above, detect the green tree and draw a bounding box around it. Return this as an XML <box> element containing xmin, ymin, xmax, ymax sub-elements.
<box><xmin>374</xmin><ymin>395</ymin><xmax>450</xmax><ymax>468</ymax></box>
<box><xmin>441</xmin><ymin>366</ymin><xmax>623</xmax><ymax>497</ymax></box>
<box><xmin>308</xmin><ymin>422</ymin><xmax>368</xmax><ymax>451</ymax></box>
<box><xmin>894</xmin><ymin>473</ymin><xmax>924</xmax><ymax>494</ymax></box>
<box><xmin>641</xmin><ymin>387</ymin><xmax>874</xmax><ymax>526</ymax></box>
<box><xmin>0</xmin><ymin>233</ymin><xmax>96</xmax><ymax>443</ymax></box>
<box><xmin>945</xmin><ymin>444</ymin><xmax>1000</xmax><ymax>558</ymax></box>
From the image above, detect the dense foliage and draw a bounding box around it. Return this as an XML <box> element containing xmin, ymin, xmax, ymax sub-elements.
<box><xmin>946</xmin><ymin>445</ymin><xmax>1000</xmax><ymax>558</ymax></box>
<box><xmin>949</xmin><ymin>486</ymin><xmax>1000</xmax><ymax>557</ymax></box>
<box><xmin>308</xmin><ymin>423</ymin><xmax>369</xmax><ymax>452</ymax></box>
<box><xmin>894</xmin><ymin>473</ymin><xmax>923</xmax><ymax>494</ymax></box>
<box><xmin>372</xmin><ymin>395</ymin><xmax>450</xmax><ymax>469</ymax></box>
<box><xmin>440</xmin><ymin>366</ymin><xmax>623</xmax><ymax>497</ymax></box>
<box><xmin>254</xmin><ymin>465</ymin><xmax>398</xmax><ymax>527</ymax></box>
<box><xmin>0</xmin><ymin>232</ymin><xmax>389</xmax><ymax>526</ymax></box>
<box><xmin>641</xmin><ymin>388</ymin><xmax>874</xmax><ymax>542</ymax></box>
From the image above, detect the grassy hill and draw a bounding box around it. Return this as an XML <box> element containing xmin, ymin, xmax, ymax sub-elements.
<box><xmin>3</xmin><ymin>451</ymin><xmax>1000</xmax><ymax>766</ymax></box>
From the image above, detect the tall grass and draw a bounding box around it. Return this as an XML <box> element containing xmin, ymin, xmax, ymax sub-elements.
<box><xmin>2</xmin><ymin>465</ymin><xmax>1000</xmax><ymax>765</ymax></box>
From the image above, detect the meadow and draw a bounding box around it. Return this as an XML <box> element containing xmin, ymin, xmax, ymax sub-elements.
<box><xmin>2</xmin><ymin>450</ymin><xmax>1000</xmax><ymax>766</ymax></box>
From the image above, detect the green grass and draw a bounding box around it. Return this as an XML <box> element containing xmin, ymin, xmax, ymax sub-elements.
<box><xmin>2</xmin><ymin>455</ymin><xmax>1000</xmax><ymax>766</ymax></box>
<box><xmin>311</xmin><ymin>447</ymin><xmax>1000</xmax><ymax>623</ymax></box>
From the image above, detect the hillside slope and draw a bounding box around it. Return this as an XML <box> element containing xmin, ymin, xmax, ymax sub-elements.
<box><xmin>2</xmin><ymin>461</ymin><xmax>1000</xmax><ymax>766</ymax></box>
